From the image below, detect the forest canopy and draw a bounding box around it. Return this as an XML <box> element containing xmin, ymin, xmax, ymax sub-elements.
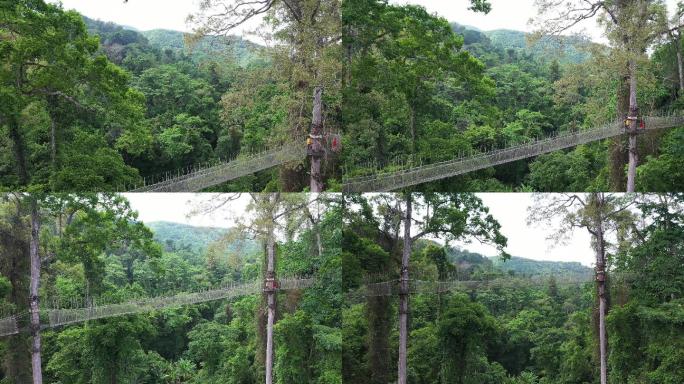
<box><xmin>0</xmin><ymin>0</ymin><xmax>340</xmax><ymax>193</ymax></box>
<box><xmin>343</xmin><ymin>192</ymin><xmax>684</xmax><ymax>384</ymax></box>
<box><xmin>341</xmin><ymin>0</ymin><xmax>684</xmax><ymax>192</ymax></box>
<box><xmin>0</xmin><ymin>193</ymin><xmax>342</xmax><ymax>383</ymax></box>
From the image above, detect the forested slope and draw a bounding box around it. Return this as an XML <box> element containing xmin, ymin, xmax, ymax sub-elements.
<box><xmin>1</xmin><ymin>1</ymin><xmax>338</xmax><ymax>193</ymax></box>
<box><xmin>343</xmin><ymin>193</ymin><xmax>684</xmax><ymax>383</ymax></box>
<box><xmin>0</xmin><ymin>194</ymin><xmax>342</xmax><ymax>383</ymax></box>
<box><xmin>80</xmin><ymin>16</ymin><xmax>285</xmax><ymax>191</ymax></box>
<box><xmin>490</xmin><ymin>256</ymin><xmax>591</xmax><ymax>278</ymax></box>
<box><xmin>147</xmin><ymin>221</ymin><xmax>258</xmax><ymax>255</ymax></box>
<box><xmin>342</xmin><ymin>0</ymin><xmax>684</xmax><ymax>191</ymax></box>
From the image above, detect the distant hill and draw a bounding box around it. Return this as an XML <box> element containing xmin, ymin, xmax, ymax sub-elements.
<box><xmin>444</xmin><ymin>245</ymin><xmax>592</xmax><ymax>279</ymax></box>
<box><xmin>486</xmin><ymin>29</ymin><xmax>591</xmax><ymax>64</ymax></box>
<box><xmin>445</xmin><ymin>247</ymin><xmax>493</xmax><ymax>275</ymax></box>
<box><xmin>141</xmin><ymin>29</ymin><xmax>264</xmax><ymax>67</ymax></box>
<box><xmin>451</xmin><ymin>23</ymin><xmax>592</xmax><ymax>64</ymax></box>
<box><xmin>146</xmin><ymin>221</ymin><xmax>259</xmax><ymax>255</ymax></box>
<box><xmin>82</xmin><ymin>16</ymin><xmax>263</xmax><ymax>67</ymax></box>
<box><xmin>490</xmin><ymin>255</ymin><xmax>592</xmax><ymax>279</ymax></box>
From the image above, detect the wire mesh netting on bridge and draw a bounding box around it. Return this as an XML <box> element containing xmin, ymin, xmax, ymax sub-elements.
<box><xmin>0</xmin><ymin>277</ymin><xmax>315</xmax><ymax>337</ymax></box>
<box><xmin>0</xmin><ymin>314</ymin><xmax>20</xmax><ymax>337</ymax></box>
<box><xmin>345</xmin><ymin>271</ymin><xmax>644</xmax><ymax>304</ymax></box>
<box><xmin>342</xmin><ymin>115</ymin><xmax>684</xmax><ymax>193</ymax></box>
<box><xmin>345</xmin><ymin>274</ymin><xmax>601</xmax><ymax>304</ymax></box>
<box><xmin>128</xmin><ymin>141</ymin><xmax>307</xmax><ymax>192</ymax></box>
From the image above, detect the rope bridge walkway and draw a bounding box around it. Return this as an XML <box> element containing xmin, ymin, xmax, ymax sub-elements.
<box><xmin>128</xmin><ymin>141</ymin><xmax>307</xmax><ymax>192</ymax></box>
<box><xmin>0</xmin><ymin>277</ymin><xmax>314</xmax><ymax>337</ymax></box>
<box><xmin>342</xmin><ymin>115</ymin><xmax>684</xmax><ymax>193</ymax></box>
<box><xmin>345</xmin><ymin>274</ymin><xmax>601</xmax><ymax>304</ymax></box>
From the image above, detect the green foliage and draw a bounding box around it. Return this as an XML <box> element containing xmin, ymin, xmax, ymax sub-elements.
<box><xmin>0</xmin><ymin>0</ymin><xmax>152</xmax><ymax>191</ymax></box>
<box><xmin>342</xmin><ymin>193</ymin><xmax>684</xmax><ymax>383</ymax></box>
<box><xmin>46</xmin><ymin>316</ymin><xmax>158</xmax><ymax>383</ymax></box>
<box><xmin>147</xmin><ymin>221</ymin><xmax>249</xmax><ymax>254</ymax></box>
<box><xmin>1</xmin><ymin>0</ymin><xmax>322</xmax><ymax>192</ymax></box>
<box><xmin>527</xmin><ymin>144</ymin><xmax>607</xmax><ymax>192</ymax></box>
<box><xmin>638</xmin><ymin>127</ymin><xmax>684</xmax><ymax>191</ymax></box>
<box><xmin>483</xmin><ymin>29</ymin><xmax>591</xmax><ymax>65</ymax></box>
<box><xmin>0</xmin><ymin>193</ymin><xmax>341</xmax><ymax>383</ymax></box>
<box><xmin>491</xmin><ymin>256</ymin><xmax>592</xmax><ymax>279</ymax></box>
<box><xmin>275</xmin><ymin>310</ymin><xmax>315</xmax><ymax>383</ymax></box>
<box><xmin>438</xmin><ymin>294</ymin><xmax>499</xmax><ymax>383</ymax></box>
<box><xmin>342</xmin><ymin>1</ymin><xmax>684</xmax><ymax>190</ymax></box>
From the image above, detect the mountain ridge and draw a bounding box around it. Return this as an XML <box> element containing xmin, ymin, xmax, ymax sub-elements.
<box><xmin>146</xmin><ymin>221</ymin><xmax>259</xmax><ymax>256</ymax></box>
<box><xmin>82</xmin><ymin>16</ymin><xmax>264</xmax><ymax>67</ymax></box>
<box><xmin>451</xmin><ymin>22</ymin><xmax>593</xmax><ymax>64</ymax></box>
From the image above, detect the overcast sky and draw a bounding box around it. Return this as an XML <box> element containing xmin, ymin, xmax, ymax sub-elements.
<box><xmin>439</xmin><ymin>193</ymin><xmax>595</xmax><ymax>267</ymax></box>
<box><xmin>123</xmin><ymin>193</ymin><xmax>251</xmax><ymax>229</ymax></box>
<box><xmin>50</xmin><ymin>0</ymin><xmax>265</xmax><ymax>42</ymax></box>
<box><xmin>357</xmin><ymin>193</ymin><xmax>596</xmax><ymax>267</ymax></box>
<box><xmin>52</xmin><ymin>0</ymin><xmax>539</xmax><ymax>36</ymax></box>
<box><xmin>391</xmin><ymin>0</ymin><xmax>682</xmax><ymax>44</ymax></box>
<box><xmin>51</xmin><ymin>0</ymin><xmax>681</xmax><ymax>46</ymax></box>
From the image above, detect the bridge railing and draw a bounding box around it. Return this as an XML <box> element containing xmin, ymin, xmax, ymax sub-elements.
<box><xmin>342</xmin><ymin>115</ymin><xmax>684</xmax><ymax>193</ymax></box>
<box><xmin>129</xmin><ymin>141</ymin><xmax>307</xmax><ymax>192</ymax></box>
<box><xmin>47</xmin><ymin>281</ymin><xmax>264</xmax><ymax>327</ymax></box>
<box><xmin>350</xmin><ymin>275</ymin><xmax>595</xmax><ymax>300</ymax></box>
<box><xmin>0</xmin><ymin>314</ymin><xmax>20</xmax><ymax>337</ymax></box>
<box><xmin>47</xmin><ymin>279</ymin><xmax>315</xmax><ymax>328</ymax></box>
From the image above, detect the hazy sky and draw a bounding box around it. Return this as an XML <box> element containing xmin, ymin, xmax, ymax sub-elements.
<box><xmin>123</xmin><ymin>193</ymin><xmax>252</xmax><ymax>229</ymax></box>
<box><xmin>391</xmin><ymin>0</ymin><xmax>682</xmax><ymax>44</ymax></box>
<box><xmin>443</xmin><ymin>193</ymin><xmax>595</xmax><ymax>267</ymax></box>
<box><xmin>51</xmin><ymin>0</ymin><xmax>681</xmax><ymax>45</ymax></box>
<box><xmin>125</xmin><ymin>193</ymin><xmax>601</xmax><ymax>267</ymax></box>
<box><xmin>50</xmin><ymin>0</ymin><xmax>265</xmax><ymax>41</ymax></box>
<box><xmin>358</xmin><ymin>193</ymin><xmax>596</xmax><ymax>267</ymax></box>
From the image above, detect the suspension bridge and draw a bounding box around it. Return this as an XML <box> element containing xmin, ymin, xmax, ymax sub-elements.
<box><xmin>345</xmin><ymin>273</ymin><xmax>603</xmax><ymax>303</ymax></box>
<box><xmin>342</xmin><ymin>115</ymin><xmax>684</xmax><ymax>193</ymax></box>
<box><xmin>0</xmin><ymin>277</ymin><xmax>314</xmax><ymax>337</ymax></box>
<box><xmin>128</xmin><ymin>141</ymin><xmax>307</xmax><ymax>192</ymax></box>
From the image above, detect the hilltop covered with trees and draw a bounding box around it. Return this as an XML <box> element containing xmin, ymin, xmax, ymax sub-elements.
<box><xmin>0</xmin><ymin>193</ymin><xmax>341</xmax><ymax>383</ymax></box>
<box><xmin>342</xmin><ymin>0</ymin><xmax>684</xmax><ymax>192</ymax></box>
<box><xmin>343</xmin><ymin>193</ymin><xmax>684</xmax><ymax>383</ymax></box>
<box><xmin>0</xmin><ymin>0</ymin><xmax>340</xmax><ymax>193</ymax></box>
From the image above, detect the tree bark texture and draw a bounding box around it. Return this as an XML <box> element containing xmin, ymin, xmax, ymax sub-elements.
<box><xmin>398</xmin><ymin>194</ymin><xmax>411</xmax><ymax>384</ymax></box>
<box><xmin>265</xmin><ymin>226</ymin><xmax>276</xmax><ymax>384</ymax></box>
<box><xmin>310</xmin><ymin>86</ymin><xmax>324</xmax><ymax>192</ymax></box>
<box><xmin>29</xmin><ymin>199</ymin><xmax>43</xmax><ymax>384</ymax></box>
<box><xmin>593</xmin><ymin>195</ymin><xmax>608</xmax><ymax>384</ymax></box>
<box><xmin>627</xmin><ymin>59</ymin><xmax>639</xmax><ymax>193</ymax></box>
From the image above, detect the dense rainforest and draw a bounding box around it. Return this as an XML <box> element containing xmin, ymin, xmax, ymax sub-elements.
<box><xmin>0</xmin><ymin>0</ymin><xmax>341</xmax><ymax>193</ymax></box>
<box><xmin>0</xmin><ymin>193</ymin><xmax>342</xmax><ymax>383</ymax></box>
<box><xmin>342</xmin><ymin>193</ymin><xmax>684</xmax><ymax>383</ymax></box>
<box><xmin>341</xmin><ymin>0</ymin><xmax>684</xmax><ymax>192</ymax></box>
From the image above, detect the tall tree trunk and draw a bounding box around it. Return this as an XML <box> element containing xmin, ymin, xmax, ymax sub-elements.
<box><xmin>409</xmin><ymin>103</ymin><xmax>416</xmax><ymax>155</ymax></box>
<box><xmin>676</xmin><ymin>33</ymin><xmax>684</xmax><ymax>94</ymax></box>
<box><xmin>309</xmin><ymin>192</ymin><xmax>323</xmax><ymax>258</ymax></box>
<box><xmin>626</xmin><ymin>59</ymin><xmax>638</xmax><ymax>192</ymax></box>
<box><xmin>47</xmin><ymin>95</ymin><xmax>59</xmax><ymax>178</ymax></box>
<box><xmin>398</xmin><ymin>194</ymin><xmax>411</xmax><ymax>384</ymax></box>
<box><xmin>610</xmin><ymin>72</ymin><xmax>630</xmax><ymax>191</ymax></box>
<box><xmin>265</xmin><ymin>222</ymin><xmax>276</xmax><ymax>384</ymax></box>
<box><xmin>1</xmin><ymin>201</ymin><xmax>32</xmax><ymax>382</ymax></box>
<box><xmin>29</xmin><ymin>198</ymin><xmax>43</xmax><ymax>384</ymax></box>
<box><xmin>310</xmin><ymin>86</ymin><xmax>324</xmax><ymax>192</ymax></box>
<box><xmin>315</xmin><ymin>230</ymin><xmax>323</xmax><ymax>259</ymax></box>
<box><xmin>593</xmin><ymin>194</ymin><xmax>608</xmax><ymax>384</ymax></box>
<box><xmin>8</xmin><ymin>116</ymin><xmax>29</xmax><ymax>185</ymax></box>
